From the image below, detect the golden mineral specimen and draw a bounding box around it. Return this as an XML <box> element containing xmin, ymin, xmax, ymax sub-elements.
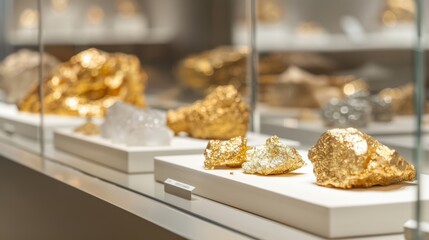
<box><xmin>308</xmin><ymin>128</ymin><xmax>416</xmax><ymax>189</ymax></box>
<box><xmin>379</xmin><ymin>83</ymin><xmax>429</xmax><ymax>115</ymax></box>
<box><xmin>262</xmin><ymin>66</ymin><xmax>364</xmax><ymax>108</ymax></box>
<box><xmin>242</xmin><ymin>136</ymin><xmax>305</xmax><ymax>175</ymax></box>
<box><xmin>167</xmin><ymin>85</ymin><xmax>249</xmax><ymax>140</ymax></box>
<box><xmin>204</xmin><ymin>136</ymin><xmax>248</xmax><ymax>169</ymax></box>
<box><xmin>177</xmin><ymin>46</ymin><xmax>248</xmax><ymax>93</ymax></box>
<box><xmin>18</xmin><ymin>48</ymin><xmax>147</xmax><ymax>117</ymax></box>
<box><xmin>74</xmin><ymin>118</ymin><xmax>100</xmax><ymax>136</ymax></box>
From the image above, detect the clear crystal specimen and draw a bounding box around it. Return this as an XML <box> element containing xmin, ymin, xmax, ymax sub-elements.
<box><xmin>242</xmin><ymin>136</ymin><xmax>305</xmax><ymax>175</ymax></box>
<box><xmin>101</xmin><ymin>102</ymin><xmax>173</xmax><ymax>146</ymax></box>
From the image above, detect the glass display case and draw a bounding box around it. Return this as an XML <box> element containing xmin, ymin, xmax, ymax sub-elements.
<box><xmin>0</xmin><ymin>0</ymin><xmax>427</xmax><ymax>239</ymax></box>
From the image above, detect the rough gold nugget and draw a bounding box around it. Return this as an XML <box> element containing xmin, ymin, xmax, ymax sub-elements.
<box><xmin>243</xmin><ymin>136</ymin><xmax>305</xmax><ymax>175</ymax></box>
<box><xmin>308</xmin><ymin>128</ymin><xmax>415</xmax><ymax>188</ymax></box>
<box><xmin>167</xmin><ymin>85</ymin><xmax>249</xmax><ymax>139</ymax></box>
<box><xmin>18</xmin><ymin>48</ymin><xmax>147</xmax><ymax>117</ymax></box>
<box><xmin>204</xmin><ymin>136</ymin><xmax>248</xmax><ymax>169</ymax></box>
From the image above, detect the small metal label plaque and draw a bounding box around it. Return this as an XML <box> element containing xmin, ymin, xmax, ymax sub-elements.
<box><xmin>164</xmin><ymin>178</ymin><xmax>195</xmax><ymax>200</ymax></box>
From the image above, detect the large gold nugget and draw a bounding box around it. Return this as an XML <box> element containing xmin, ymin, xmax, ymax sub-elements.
<box><xmin>18</xmin><ymin>48</ymin><xmax>147</xmax><ymax>117</ymax></box>
<box><xmin>308</xmin><ymin>128</ymin><xmax>416</xmax><ymax>189</ymax></box>
<box><xmin>167</xmin><ymin>85</ymin><xmax>249</xmax><ymax>139</ymax></box>
<box><xmin>243</xmin><ymin>136</ymin><xmax>305</xmax><ymax>175</ymax></box>
<box><xmin>204</xmin><ymin>136</ymin><xmax>248</xmax><ymax>169</ymax></box>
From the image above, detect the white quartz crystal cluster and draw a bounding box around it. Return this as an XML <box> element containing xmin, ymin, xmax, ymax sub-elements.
<box><xmin>101</xmin><ymin>102</ymin><xmax>173</xmax><ymax>146</ymax></box>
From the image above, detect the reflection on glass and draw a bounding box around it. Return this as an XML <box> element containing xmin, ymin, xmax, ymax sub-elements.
<box><xmin>19</xmin><ymin>8</ymin><xmax>39</xmax><ymax>28</ymax></box>
<box><xmin>86</xmin><ymin>5</ymin><xmax>105</xmax><ymax>25</ymax></box>
<box><xmin>51</xmin><ymin>0</ymin><xmax>69</xmax><ymax>13</ymax></box>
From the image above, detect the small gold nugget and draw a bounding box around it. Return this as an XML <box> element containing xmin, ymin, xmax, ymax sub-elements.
<box><xmin>167</xmin><ymin>85</ymin><xmax>249</xmax><ymax>139</ymax></box>
<box><xmin>242</xmin><ymin>136</ymin><xmax>305</xmax><ymax>175</ymax></box>
<box><xmin>74</xmin><ymin>118</ymin><xmax>100</xmax><ymax>136</ymax></box>
<box><xmin>204</xmin><ymin>136</ymin><xmax>248</xmax><ymax>169</ymax></box>
<box><xmin>308</xmin><ymin>128</ymin><xmax>416</xmax><ymax>189</ymax></box>
<box><xmin>18</xmin><ymin>48</ymin><xmax>147</xmax><ymax>117</ymax></box>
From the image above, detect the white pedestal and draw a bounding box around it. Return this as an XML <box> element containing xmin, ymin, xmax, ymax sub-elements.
<box><xmin>54</xmin><ymin>129</ymin><xmax>298</xmax><ymax>173</ymax></box>
<box><xmin>154</xmin><ymin>151</ymin><xmax>429</xmax><ymax>238</ymax></box>
<box><xmin>0</xmin><ymin>112</ymin><xmax>87</xmax><ymax>141</ymax></box>
<box><xmin>261</xmin><ymin>116</ymin><xmax>429</xmax><ymax>146</ymax></box>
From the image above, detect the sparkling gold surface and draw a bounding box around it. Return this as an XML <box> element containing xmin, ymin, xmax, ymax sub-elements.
<box><xmin>308</xmin><ymin>128</ymin><xmax>416</xmax><ymax>189</ymax></box>
<box><xmin>74</xmin><ymin>118</ymin><xmax>100</xmax><ymax>136</ymax></box>
<box><xmin>18</xmin><ymin>48</ymin><xmax>147</xmax><ymax>117</ymax></box>
<box><xmin>243</xmin><ymin>136</ymin><xmax>304</xmax><ymax>175</ymax></box>
<box><xmin>204</xmin><ymin>136</ymin><xmax>248</xmax><ymax>169</ymax></box>
<box><xmin>167</xmin><ymin>85</ymin><xmax>249</xmax><ymax>140</ymax></box>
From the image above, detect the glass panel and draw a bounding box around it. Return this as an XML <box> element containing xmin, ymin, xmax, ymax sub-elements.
<box><xmin>38</xmin><ymin>0</ymin><xmax>253</xmax><ymax>237</ymax></box>
<box><xmin>0</xmin><ymin>0</ymin><xmax>42</xmax><ymax>154</ymax></box>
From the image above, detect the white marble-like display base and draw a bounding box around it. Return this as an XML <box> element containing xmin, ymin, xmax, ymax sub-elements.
<box><xmin>54</xmin><ymin>129</ymin><xmax>298</xmax><ymax>173</ymax></box>
<box><xmin>261</xmin><ymin>116</ymin><xmax>429</xmax><ymax>146</ymax></box>
<box><xmin>154</xmin><ymin>152</ymin><xmax>429</xmax><ymax>238</ymax></box>
<box><xmin>0</xmin><ymin>110</ymin><xmax>86</xmax><ymax>141</ymax></box>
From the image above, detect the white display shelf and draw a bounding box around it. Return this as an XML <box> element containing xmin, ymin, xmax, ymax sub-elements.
<box><xmin>154</xmin><ymin>152</ymin><xmax>429</xmax><ymax>238</ymax></box>
<box><xmin>233</xmin><ymin>24</ymin><xmax>416</xmax><ymax>52</ymax></box>
<box><xmin>54</xmin><ymin>129</ymin><xmax>299</xmax><ymax>173</ymax></box>
<box><xmin>261</xmin><ymin>116</ymin><xmax>429</xmax><ymax>147</ymax></box>
<box><xmin>0</xmin><ymin>111</ymin><xmax>87</xmax><ymax>141</ymax></box>
<box><xmin>8</xmin><ymin>27</ymin><xmax>174</xmax><ymax>45</ymax></box>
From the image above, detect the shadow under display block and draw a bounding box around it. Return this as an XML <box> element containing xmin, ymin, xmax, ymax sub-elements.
<box><xmin>54</xmin><ymin>129</ymin><xmax>299</xmax><ymax>173</ymax></box>
<box><xmin>154</xmin><ymin>151</ymin><xmax>429</xmax><ymax>238</ymax></box>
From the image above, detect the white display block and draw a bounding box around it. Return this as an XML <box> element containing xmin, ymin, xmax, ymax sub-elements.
<box><xmin>154</xmin><ymin>152</ymin><xmax>429</xmax><ymax>238</ymax></box>
<box><xmin>54</xmin><ymin>129</ymin><xmax>299</xmax><ymax>173</ymax></box>
<box><xmin>0</xmin><ymin>112</ymin><xmax>87</xmax><ymax>141</ymax></box>
<box><xmin>261</xmin><ymin>116</ymin><xmax>429</xmax><ymax>146</ymax></box>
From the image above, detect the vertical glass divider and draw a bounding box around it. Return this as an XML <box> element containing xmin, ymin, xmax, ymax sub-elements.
<box><xmin>37</xmin><ymin>0</ymin><xmax>45</xmax><ymax>157</ymax></box>
<box><xmin>247</xmin><ymin>0</ymin><xmax>259</xmax><ymax>133</ymax></box>
<box><xmin>413</xmin><ymin>0</ymin><xmax>425</xmax><ymax>239</ymax></box>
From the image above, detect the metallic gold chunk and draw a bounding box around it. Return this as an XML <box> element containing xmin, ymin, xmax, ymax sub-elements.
<box><xmin>204</xmin><ymin>136</ymin><xmax>248</xmax><ymax>169</ymax></box>
<box><xmin>242</xmin><ymin>136</ymin><xmax>305</xmax><ymax>175</ymax></box>
<box><xmin>308</xmin><ymin>128</ymin><xmax>416</xmax><ymax>189</ymax></box>
<box><xmin>18</xmin><ymin>48</ymin><xmax>147</xmax><ymax>117</ymax></box>
<box><xmin>167</xmin><ymin>85</ymin><xmax>249</xmax><ymax>140</ymax></box>
<box><xmin>74</xmin><ymin>118</ymin><xmax>100</xmax><ymax>136</ymax></box>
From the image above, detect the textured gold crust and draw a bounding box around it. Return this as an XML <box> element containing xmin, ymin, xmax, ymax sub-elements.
<box><xmin>204</xmin><ymin>136</ymin><xmax>248</xmax><ymax>169</ymax></box>
<box><xmin>167</xmin><ymin>85</ymin><xmax>249</xmax><ymax>140</ymax></box>
<box><xmin>18</xmin><ymin>48</ymin><xmax>147</xmax><ymax>117</ymax></box>
<box><xmin>308</xmin><ymin>128</ymin><xmax>416</xmax><ymax>189</ymax></box>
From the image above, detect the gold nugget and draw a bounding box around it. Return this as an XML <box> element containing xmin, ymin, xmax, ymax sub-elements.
<box><xmin>242</xmin><ymin>136</ymin><xmax>305</xmax><ymax>175</ymax></box>
<box><xmin>204</xmin><ymin>136</ymin><xmax>248</xmax><ymax>169</ymax></box>
<box><xmin>167</xmin><ymin>85</ymin><xmax>249</xmax><ymax>140</ymax></box>
<box><xmin>308</xmin><ymin>128</ymin><xmax>416</xmax><ymax>189</ymax></box>
<box><xmin>18</xmin><ymin>48</ymin><xmax>147</xmax><ymax>117</ymax></box>
<box><xmin>74</xmin><ymin>118</ymin><xmax>100</xmax><ymax>136</ymax></box>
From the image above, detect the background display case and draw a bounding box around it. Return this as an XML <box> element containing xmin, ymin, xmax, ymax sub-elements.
<box><xmin>0</xmin><ymin>0</ymin><xmax>427</xmax><ymax>239</ymax></box>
